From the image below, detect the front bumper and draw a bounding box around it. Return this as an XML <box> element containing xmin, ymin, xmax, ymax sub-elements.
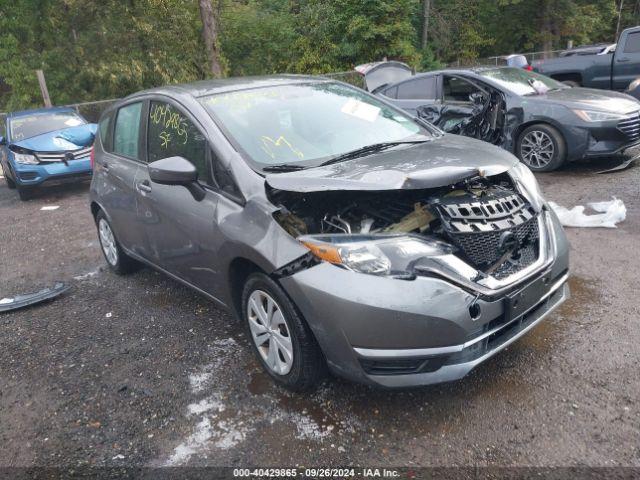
<box><xmin>280</xmin><ymin>209</ymin><xmax>570</xmax><ymax>387</ymax></box>
<box><xmin>564</xmin><ymin>119</ymin><xmax>640</xmax><ymax>160</ymax></box>
<box><xmin>11</xmin><ymin>158</ymin><xmax>92</xmax><ymax>187</ymax></box>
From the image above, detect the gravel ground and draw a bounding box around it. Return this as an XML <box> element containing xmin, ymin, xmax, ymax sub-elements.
<box><xmin>0</xmin><ymin>156</ymin><xmax>639</xmax><ymax>469</ymax></box>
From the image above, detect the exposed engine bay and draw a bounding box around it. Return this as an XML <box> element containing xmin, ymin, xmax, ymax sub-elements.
<box><xmin>416</xmin><ymin>81</ymin><xmax>506</xmax><ymax>146</ymax></box>
<box><xmin>271</xmin><ymin>173</ymin><xmax>540</xmax><ymax>279</ymax></box>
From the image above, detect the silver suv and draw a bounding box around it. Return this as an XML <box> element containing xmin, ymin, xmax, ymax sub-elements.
<box><xmin>90</xmin><ymin>76</ymin><xmax>569</xmax><ymax>390</ymax></box>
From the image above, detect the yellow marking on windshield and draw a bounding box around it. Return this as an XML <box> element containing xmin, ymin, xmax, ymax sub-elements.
<box><xmin>260</xmin><ymin>136</ymin><xmax>304</xmax><ymax>160</ymax></box>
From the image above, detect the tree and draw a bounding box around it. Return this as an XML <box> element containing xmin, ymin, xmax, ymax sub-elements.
<box><xmin>199</xmin><ymin>0</ymin><xmax>224</xmax><ymax>77</ymax></box>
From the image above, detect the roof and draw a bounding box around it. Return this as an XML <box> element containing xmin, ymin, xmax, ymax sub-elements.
<box><xmin>129</xmin><ymin>74</ymin><xmax>328</xmax><ymax>100</ymax></box>
<box><xmin>7</xmin><ymin>106</ymin><xmax>77</xmax><ymax>118</ymax></box>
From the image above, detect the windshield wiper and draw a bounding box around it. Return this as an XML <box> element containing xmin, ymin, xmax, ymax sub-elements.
<box><xmin>262</xmin><ymin>163</ymin><xmax>308</xmax><ymax>172</ymax></box>
<box><xmin>317</xmin><ymin>140</ymin><xmax>430</xmax><ymax>167</ymax></box>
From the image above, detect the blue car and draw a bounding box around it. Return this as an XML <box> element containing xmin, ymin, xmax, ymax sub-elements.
<box><xmin>0</xmin><ymin>107</ymin><xmax>97</xmax><ymax>200</ymax></box>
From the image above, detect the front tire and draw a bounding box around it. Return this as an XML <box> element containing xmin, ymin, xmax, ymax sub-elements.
<box><xmin>5</xmin><ymin>173</ymin><xmax>16</xmax><ymax>189</ymax></box>
<box><xmin>242</xmin><ymin>273</ymin><xmax>326</xmax><ymax>391</ymax></box>
<box><xmin>17</xmin><ymin>185</ymin><xmax>33</xmax><ymax>200</ymax></box>
<box><xmin>95</xmin><ymin>210</ymin><xmax>140</xmax><ymax>275</ymax></box>
<box><xmin>517</xmin><ymin>124</ymin><xmax>567</xmax><ymax>172</ymax></box>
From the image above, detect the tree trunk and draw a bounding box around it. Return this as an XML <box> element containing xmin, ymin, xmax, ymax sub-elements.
<box><xmin>615</xmin><ymin>0</ymin><xmax>625</xmax><ymax>41</ymax></box>
<box><xmin>541</xmin><ymin>1</ymin><xmax>553</xmax><ymax>58</ymax></box>
<box><xmin>199</xmin><ymin>0</ymin><xmax>223</xmax><ymax>78</ymax></box>
<box><xmin>421</xmin><ymin>0</ymin><xmax>431</xmax><ymax>50</ymax></box>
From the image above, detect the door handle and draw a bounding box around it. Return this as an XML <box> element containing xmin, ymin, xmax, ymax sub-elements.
<box><xmin>101</xmin><ymin>162</ymin><xmax>110</xmax><ymax>172</ymax></box>
<box><xmin>618</xmin><ymin>57</ymin><xmax>630</xmax><ymax>63</ymax></box>
<box><xmin>137</xmin><ymin>181</ymin><xmax>152</xmax><ymax>193</ymax></box>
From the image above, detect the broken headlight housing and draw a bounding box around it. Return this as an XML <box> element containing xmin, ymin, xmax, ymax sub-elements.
<box><xmin>299</xmin><ymin>234</ymin><xmax>453</xmax><ymax>276</ymax></box>
<box><xmin>509</xmin><ymin>162</ymin><xmax>545</xmax><ymax>212</ymax></box>
<box><xmin>13</xmin><ymin>152</ymin><xmax>39</xmax><ymax>165</ymax></box>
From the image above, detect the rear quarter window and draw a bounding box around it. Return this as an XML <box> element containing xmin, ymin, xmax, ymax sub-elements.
<box><xmin>113</xmin><ymin>102</ymin><xmax>142</xmax><ymax>159</ymax></box>
<box><xmin>98</xmin><ymin>112</ymin><xmax>113</xmax><ymax>152</ymax></box>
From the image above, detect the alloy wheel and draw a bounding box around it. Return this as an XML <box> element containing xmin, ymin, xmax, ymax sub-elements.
<box><xmin>520</xmin><ymin>130</ymin><xmax>555</xmax><ymax>169</ymax></box>
<box><xmin>98</xmin><ymin>218</ymin><xmax>119</xmax><ymax>266</ymax></box>
<box><xmin>247</xmin><ymin>290</ymin><xmax>293</xmax><ymax>375</ymax></box>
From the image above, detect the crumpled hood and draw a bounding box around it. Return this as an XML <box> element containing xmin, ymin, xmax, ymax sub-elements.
<box><xmin>534</xmin><ymin>87</ymin><xmax>640</xmax><ymax>114</ymax></box>
<box><xmin>266</xmin><ymin>134</ymin><xmax>519</xmax><ymax>192</ymax></box>
<box><xmin>11</xmin><ymin>124</ymin><xmax>97</xmax><ymax>152</ymax></box>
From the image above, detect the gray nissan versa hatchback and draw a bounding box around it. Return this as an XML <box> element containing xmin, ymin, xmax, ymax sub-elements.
<box><xmin>90</xmin><ymin>76</ymin><xmax>570</xmax><ymax>390</ymax></box>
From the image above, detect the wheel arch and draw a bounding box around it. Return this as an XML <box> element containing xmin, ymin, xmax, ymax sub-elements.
<box><xmin>549</xmin><ymin>72</ymin><xmax>583</xmax><ymax>85</ymax></box>
<box><xmin>512</xmin><ymin>119</ymin><xmax>567</xmax><ymax>154</ymax></box>
<box><xmin>228</xmin><ymin>257</ymin><xmax>268</xmax><ymax>320</ymax></box>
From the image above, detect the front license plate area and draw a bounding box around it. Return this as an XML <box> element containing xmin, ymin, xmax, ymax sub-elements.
<box><xmin>505</xmin><ymin>271</ymin><xmax>552</xmax><ymax>322</ymax></box>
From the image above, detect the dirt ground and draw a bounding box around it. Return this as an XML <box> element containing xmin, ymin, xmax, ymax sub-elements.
<box><xmin>0</xmin><ymin>156</ymin><xmax>639</xmax><ymax>470</ymax></box>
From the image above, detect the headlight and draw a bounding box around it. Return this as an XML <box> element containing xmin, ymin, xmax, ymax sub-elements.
<box><xmin>509</xmin><ymin>162</ymin><xmax>545</xmax><ymax>212</ymax></box>
<box><xmin>299</xmin><ymin>234</ymin><xmax>452</xmax><ymax>276</ymax></box>
<box><xmin>572</xmin><ymin>109</ymin><xmax>625</xmax><ymax>122</ymax></box>
<box><xmin>14</xmin><ymin>153</ymin><xmax>39</xmax><ymax>164</ymax></box>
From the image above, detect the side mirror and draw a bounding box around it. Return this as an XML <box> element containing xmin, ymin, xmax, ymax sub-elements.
<box><xmin>148</xmin><ymin>156</ymin><xmax>205</xmax><ymax>201</ymax></box>
<box><xmin>0</xmin><ymin>136</ymin><xmax>5</xmax><ymax>146</ymax></box>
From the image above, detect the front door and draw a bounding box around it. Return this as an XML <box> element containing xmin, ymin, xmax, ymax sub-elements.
<box><xmin>613</xmin><ymin>30</ymin><xmax>640</xmax><ymax>90</ymax></box>
<box><xmin>135</xmin><ymin>99</ymin><xmax>220</xmax><ymax>293</ymax></box>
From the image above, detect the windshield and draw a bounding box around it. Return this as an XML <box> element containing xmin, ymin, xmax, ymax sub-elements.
<box><xmin>478</xmin><ymin>67</ymin><xmax>567</xmax><ymax>96</ymax></box>
<box><xmin>9</xmin><ymin>112</ymin><xmax>85</xmax><ymax>141</ymax></box>
<box><xmin>200</xmin><ymin>82</ymin><xmax>431</xmax><ymax>169</ymax></box>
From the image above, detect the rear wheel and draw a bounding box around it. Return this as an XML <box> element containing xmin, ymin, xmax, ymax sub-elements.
<box><xmin>242</xmin><ymin>273</ymin><xmax>326</xmax><ymax>391</ymax></box>
<box><xmin>517</xmin><ymin>124</ymin><xmax>567</xmax><ymax>172</ymax></box>
<box><xmin>95</xmin><ymin>210</ymin><xmax>140</xmax><ymax>274</ymax></box>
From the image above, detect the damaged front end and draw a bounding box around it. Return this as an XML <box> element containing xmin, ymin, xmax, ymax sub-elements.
<box><xmin>270</xmin><ymin>167</ymin><xmax>548</xmax><ymax>290</ymax></box>
<box><xmin>267</xmin><ymin>163</ymin><xmax>568</xmax><ymax>387</ymax></box>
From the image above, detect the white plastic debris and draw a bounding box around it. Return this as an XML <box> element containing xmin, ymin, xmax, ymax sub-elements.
<box><xmin>40</xmin><ymin>206</ymin><xmax>59</xmax><ymax>211</ymax></box>
<box><xmin>548</xmin><ymin>197</ymin><xmax>626</xmax><ymax>228</ymax></box>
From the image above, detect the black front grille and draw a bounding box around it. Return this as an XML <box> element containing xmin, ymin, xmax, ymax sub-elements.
<box><xmin>618</xmin><ymin>112</ymin><xmax>640</xmax><ymax>141</ymax></box>
<box><xmin>449</xmin><ymin>216</ymin><xmax>539</xmax><ymax>269</ymax></box>
<box><xmin>435</xmin><ymin>188</ymin><xmax>540</xmax><ymax>273</ymax></box>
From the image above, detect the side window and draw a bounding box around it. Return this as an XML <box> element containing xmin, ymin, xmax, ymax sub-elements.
<box><xmin>147</xmin><ymin>101</ymin><xmax>210</xmax><ymax>185</ymax></box>
<box><xmin>382</xmin><ymin>86</ymin><xmax>398</xmax><ymax>99</ymax></box>
<box><xmin>396</xmin><ymin>77</ymin><xmax>437</xmax><ymax>100</ymax></box>
<box><xmin>623</xmin><ymin>32</ymin><xmax>640</xmax><ymax>53</ymax></box>
<box><xmin>98</xmin><ymin>111</ymin><xmax>113</xmax><ymax>152</ymax></box>
<box><xmin>443</xmin><ymin>77</ymin><xmax>480</xmax><ymax>102</ymax></box>
<box><xmin>114</xmin><ymin>102</ymin><xmax>142</xmax><ymax>159</ymax></box>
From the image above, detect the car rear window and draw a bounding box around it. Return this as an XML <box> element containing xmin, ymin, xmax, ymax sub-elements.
<box><xmin>624</xmin><ymin>32</ymin><xmax>640</xmax><ymax>53</ymax></box>
<box><xmin>113</xmin><ymin>102</ymin><xmax>142</xmax><ymax>159</ymax></box>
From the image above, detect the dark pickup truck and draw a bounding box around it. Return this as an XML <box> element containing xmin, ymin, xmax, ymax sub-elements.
<box><xmin>533</xmin><ymin>26</ymin><xmax>640</xmax><ymax>91</ymax></box>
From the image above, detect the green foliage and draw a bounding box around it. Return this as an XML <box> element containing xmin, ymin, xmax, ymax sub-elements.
<box><xmin>0</xmin><ymin>0</ymin><xmax>636</xmax><ymax>111</ymax></box>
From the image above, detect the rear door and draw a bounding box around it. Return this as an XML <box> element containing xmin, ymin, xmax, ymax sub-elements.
<box><xmin>95</xmin><ymin>101</ymin><xmax>146</xmax><ymax>253</ymax></box>
<box><xmin>382</xmin><ymin>75</ymin><xmax>440</xmax><ymax>116</ymax></box>
<box><xmin>613</xmin><ymin>29</ymin><xmax>640</xmax><ymax>90</ymax></box>
<box><xmin>134</xmin><ymin>98</ymin><xmax>221</xmax><ymax>292</ymax></box>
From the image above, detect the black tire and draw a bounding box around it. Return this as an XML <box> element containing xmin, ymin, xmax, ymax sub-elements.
<box><xmin>95</xmin><ymin>210</ymin><xmax>141</xmax><ymax>275</ymax></box>
<box><xmin>516</xmin><ymin>123</ymin><xmax>567</xmax><ymax>172</ymax></box>
<box><xmin>561</xmin><ymin>80</ymin><xmax>580</xmax><ymax>88</ymax></box>
<box><xmin>17</xmin><ymin>185</ymin><xmax>33</xmax><ymax>200</ymax></box>
<box><xmin>242</xmin><ymin>273</ymin><xmax>326</xmax><ymax>391</ymax></box>
<box><xmin>4</xmin><ymin>168</ymin><xmax>16</xmax><ymax>189</ymax></box>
